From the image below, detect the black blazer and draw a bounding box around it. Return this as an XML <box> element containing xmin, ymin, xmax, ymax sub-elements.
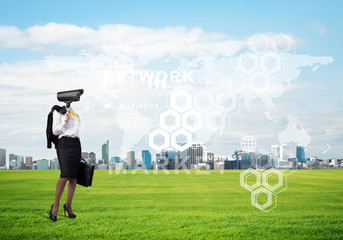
<box><xmin>46</xmin><ymin>105</ymin><xmax>67</xmax><ymax>149</ymax></box>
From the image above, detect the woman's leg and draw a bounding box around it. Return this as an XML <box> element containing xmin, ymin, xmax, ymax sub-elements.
<box><xmin>52</xmin><ymin>177</ymin><xmax>68</xmax><ymax>215</ymax></box>
<box><xmin>65</xmin><ymin>177</ymin><xmax>77</xmax><ymax>212</ymax></box>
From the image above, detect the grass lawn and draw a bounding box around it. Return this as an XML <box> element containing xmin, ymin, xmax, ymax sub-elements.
<box><xmin>0</xmin><ymin>170</ymin><xmax>342</xmax><ymax>239</ymax></box>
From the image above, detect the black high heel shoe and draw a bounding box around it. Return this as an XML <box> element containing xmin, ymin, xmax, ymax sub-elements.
<box><xmin>49</xmin><ymin>204</ymin><xmax>57</xmax><ymax>222</ymax></box>
<box><xmin>63</xmin><ymin>204</ymin><xmax>76</xmax><ymax>218</ymax></box>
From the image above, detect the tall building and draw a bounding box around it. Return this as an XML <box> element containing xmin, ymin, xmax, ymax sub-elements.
<box><xmin>142</xmin><ymin>150</ymin><xmax>152</xmax><ymax>170</ymax></box>
<box><xmin>82</xmin><ymin>152</ymin><xmax>89</xmax><ymax>159</ymax></box>
<box><xmin>102</xmin><ymin>140</ymin><xmax>109</xmax><ymax>165</ymax></box>
<box><xmin>25</xmin><ymin>156</ymin><xmax>33</xmax><ymax>169</ymax></box>
<box><xmin>127</xmin><ymin>150</ymin><xmax>135</xmax><ymax>170</ymax></box>
<box><xmin>296</xmin><ymin>145</ymin><xmax>305</xmax><ymax>163</ymax></box>
<box><xmin>89</xmin><ymin>152</ymin><xmax>96</xmax><ymax>165</ymax></box>
<box><xmin>9</xmin><ymin>154</ymin><xmax>23</xmax><ymax>169</ymax></box>
<box><xmin>187</xmin><ymin>142</ymin><xmax>203</xmax><ymax>169</ymax></box>
<box><xmin>271</xmin><ymin>145</ymin><xmax>280</xmax><ymax>157</ymax></box>
<box><xmin>0</xmin><ymin>148</ymin><xmax>6</xmax><ymax>166</ymax></box>
<box><xmin>37</xmin><ymin>159</ymin><xmax>49</xmax><ymax>170</ymax></box>
<box><xmin>278</xmin><ymin>144</ymin><xmax>289</xmax><ymax>168</ymax></box>
<box><xmin>156</xmin><ymin>149</ymin><xmax>179</xmax><ymax>170</ymax></box>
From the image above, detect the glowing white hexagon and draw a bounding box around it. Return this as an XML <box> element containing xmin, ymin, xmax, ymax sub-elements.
<box><xmin>193</xmin><ymin>91</ymin><xmax>215</xmax><ymax>113</ymax></box>
<box><xmin>240</xmin><ymin>169</ymin><xmax>261</xmax><ymax>191</ymax></box>
<box><xmin>160</xmin><ymin>109</ymin><xmax>181</xmax><ymax>133</ymax></box>
<box><xmin>262</xmin><ymin>169</ymin><xmax>287</xmax><ymax>193</ymax></box>
<box><xmin>215</xmin><ymin>93</ymin><xmax>237</xmax><ymax>114</ymax></box>
<box><xmin>182</xmin><ymin>109</ymin><xmax>203</xmax><ymax>132</ymax></box>
<box><xmin>251</xmin><ymin>187</ymin><xmax>276</xmax><ymax>212</ymax></box>
<box><xmin>148</xmin><ymin>128</ymin><xmax>170</xmax><ymax>152</ymax></box>
<box><xmin>205</xmin><ymin>109</ymin><xmax>227</xmax><ymax>133</ymax></box>
<box><xmin>273</xmin><ymin>33</ymin><xmax>295</xmax><ymax>55</ymax></box>
<box><xmin>260</xmin><ymin>53</ymin><xmax>282</xmax><ymax>75</ymax></box>
<box><xmin>170</xmin><ymin>90</ymin><xmax>192</xmax><ymax>113</ymax></box>
<box><xmin>237</xmin><ymin>52</ymin><xmax>259</xmax><ymax>75</ymax></box>
<box><xmin>170</xmin><ymin>128</ymin><xmax>192</xmax><ymax>151</ymax></box>
<box><xmin>250</xmin><ymin>36</ymin><xmax>274</xmax><ymax>52</ymax></box>
<box><xmin>249</xmin><ymin>71</ymin><xmax>270</xmax><ymax>94</ymax></box>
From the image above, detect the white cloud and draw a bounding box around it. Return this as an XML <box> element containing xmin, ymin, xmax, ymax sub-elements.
<box><xmin>0</xmin><ymin>22</ymin><xmax>337</xmax><ymax>161</ymax></box>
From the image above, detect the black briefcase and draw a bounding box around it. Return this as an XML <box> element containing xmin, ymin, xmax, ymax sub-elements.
<box><xmin>77</xmin><ymin>160</ymin><xmax>94</xmax><ymax>187</ymax></box>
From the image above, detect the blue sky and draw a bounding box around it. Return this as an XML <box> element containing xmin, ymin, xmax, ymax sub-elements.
<box><xmin>0</xmin><ymin>0</ymin><xmax>342</xmax><ymax>163</ymax></box>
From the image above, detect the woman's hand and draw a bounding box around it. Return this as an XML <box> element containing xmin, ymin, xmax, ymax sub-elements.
<box><xmin>80</xmin><ymin>153</ymin><xmax>83</xmax><ymax>160</ymax></box>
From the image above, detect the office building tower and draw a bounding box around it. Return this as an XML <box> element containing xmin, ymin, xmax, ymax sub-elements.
<box><xmin>127</xmin><ymin>150</ymin><xmax>135</xmax><ymax>170</ymax></box>
<box><xmin>9</xmin><ymin>154</ymin><xmax>23</xmax><ymax>169</ymax></box>
<box><xmin>278</xmin><ymin>144</ymin><xmax>289</xmax><ymax>168</ymax></box>
<box><xmin>89</xmin><ymin>152</ymin><xmax>96</xmax><ymax>165</ymax></box>
<box><xmin>271</xmin><ymin>145</ymin><xmax>280</xmax><ymax>157</ymax></box>
<box><xmin>240</xmin><ymin>152</ymin><xmax>255</xmax><ymax>169</ymax></box>
<box><xmin>296</xmin><ymin>145</ymin><xmax>305</xmax><ymax>163</ymax></box>
<box><xmin>142</xmin><ymin>150</ymin><xmax>152</xmax><ymax>170</ymax></box>
<box><xmin>25</xmin><ymin>156</ymin><xmax>33</xmax><ymax>169</ymax></box>
<box><xmin>82</xmin><ymin>152</ymin><xmax>89</xmax><ymax>159</ymax></box>
<box><xmin>9</xmin><ymin>160</ymin><xmax>17</xmax><ymax>169</ymax></box>
<box><xmin>102</xmin><ymin>140</ymin><xmax>109</xmax><ymax>165</ymax></box>
<box><xmin>187</xmin><ymin>142</ymin><xmax>203</xmax><ymax>169</ymax></box>
<box><xmin>0</xmin><ymin>148</ymin><xmax>6</xmax><ymax>166</ymax></box>
<box><xmin>37</xmin><ymin>159</ymin><xmax>49</xmax><ymax>170</ymax></box>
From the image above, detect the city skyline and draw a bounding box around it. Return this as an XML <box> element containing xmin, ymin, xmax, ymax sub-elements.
<box><xmin>2</xmin><ymin>140</ymin><xmax>341</xmax><ymax>170</ymax></box>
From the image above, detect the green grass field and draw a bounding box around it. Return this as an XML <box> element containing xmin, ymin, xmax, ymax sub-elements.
<box><xmin>0</xmin><ymin>170</ymin><xmax>342</xmax><ymax>239</ymax></box>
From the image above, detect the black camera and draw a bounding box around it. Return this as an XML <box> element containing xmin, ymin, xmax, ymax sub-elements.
<box><xmin>57</xmin><ymin>89</ymin><xmax>84</xmax><ymax>107</ymax></box>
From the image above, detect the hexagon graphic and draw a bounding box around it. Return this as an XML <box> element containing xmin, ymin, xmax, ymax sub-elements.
<box><xmin>262</xmin><ymin>169</ymin><xmax>287</xmax><ymax>194</ymax></box>
<box><xmin>260</xmin><ymin>53</ymin><xmax>282</xmax><ymax>75</ymax></box>
<box><xmin>205</xmin><ymin>109</ymin><xmax>227</xmax><ymax>133</ymax></box>
<box><xmin>148</xmin><ymin>128</ymin><xmax>170</xmax><ymax>152</ymax></box>
<box><xmin>273</xmin><ymin>33</ymin><xmax>295</xmax><ymax>55</ymax></box>
<box><xmin>240</xmin><ymin>169</ymin><xmax>261</xmax><ymax>191</ymax></box>
<box><xmin>249</xmin><ymin>71</ymin><xmax>270</xmax><ymax>94</ymax></box>
<box><xmin>215</xmin><ymin>93</ymin><xmax>237</xmax><ymax>114</ymax></box>
<box><xmin>250</xmin><ymin>36</ymin><xmax>274</xmax><ymax>53</ymax></box>
<box><xmin>227</xmin><ymin>72</ymin><xmax>249</xmax><ymax>95</ymax></box>
<box><xmin>170</xmin><ymin>128</ymin><xmax>192</xmax><ymax>151</ymax></box>
<box><xmin>182</xmin><ymin>109</ymin><xmax>204</xmax><ymax>132</ymax></box>
<box><xmin>237</xmin><ymin>52</ymin><xmax>259</xmax><ymax>75</ymax></box>
<box><xmin>170</xmin><ymin>90</ymin><xmax>192</xmax><ymax>113</ymax></box>
<box><xmin>193</xmin><ymin>91</ymin><xmax>215</xmax><ymax>113</ymax></box>
<box><xmin>159</xmin><ymin>109</ymin><xmax>181</xmax><ymax>133</ymax></box>
<box><xmin>251</xmin><ymin>187</ymin><xmax>277</xmax><ymax>212</ymax></box>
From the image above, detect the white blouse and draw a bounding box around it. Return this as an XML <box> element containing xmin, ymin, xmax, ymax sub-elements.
<box><xmin>52</xmin><ymin>107</ymin><xmax>81</xmax><ymax>139</ymax></box>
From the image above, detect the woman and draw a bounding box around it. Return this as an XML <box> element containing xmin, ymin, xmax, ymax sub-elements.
<box><xmin>49</xmin><ymin>106</ymin><xmax>82</xmax><ymax>221</ymax></box>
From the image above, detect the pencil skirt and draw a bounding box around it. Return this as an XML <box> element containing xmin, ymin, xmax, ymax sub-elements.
<box><xmin>56</xmin><ymin>136</ymin><xmax>81</xmax><ymax>178</ymax></box>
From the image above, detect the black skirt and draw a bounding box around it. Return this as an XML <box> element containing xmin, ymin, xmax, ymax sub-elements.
<box><xmin>56</xmin><ymin>136</ymin><xmax>81</xmax><ymax>178</ymax></box>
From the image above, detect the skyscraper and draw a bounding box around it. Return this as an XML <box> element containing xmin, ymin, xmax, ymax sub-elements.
<box><xmin>142</xmin><ymin>150</ymin><xmax>152</xmax><ymax>170</ymax></box>
<box><xmin>187</xmin><ymin>142</ymin><xmax>203</xmax><ymax>169</ymax></box>
<box><xmin>9</xmin><ymin>154</ymin><xmax>23</xmax><ymax>169</ymax></box>
<box><xmin>82</xmin><ymin>152</ymin><xmax>89</xmax><ymax>159</ymax></box>
<box><xmin>127</xmin><ymin>150</ymin><xmax>135</xmax><ymax>170</ymax></box>
<box><xmin>89</xmin><ymin>152</ymin><xmax>96</xmax><ymax>165</ymax></box>
<box><xmin>25</xmin><ymin>156</ymin><xmax>33</xmax><ymax>169</ymax></box>
<box><xmin>279</xmin><ymin>144</ymin><xmax>289</xmax><ymax>168</ymax></box>
<box><xmin>271</xmin><ymin>145</ymin><xmax>280</xmax><ymax>157</ymax></box>
<box><xmin>102</xmin><ymin>140</ymin><xmax>109</xmax><ymax>165</ymax></box>
<box><xmin>0</xmin><ymin>148</ymin><xmax>6</xmax><ymax>166</ymax></box>
<box><xmin>296</xmin><ymin>145</ymin><xmax>305</xmax><ymax>163</ymax></box>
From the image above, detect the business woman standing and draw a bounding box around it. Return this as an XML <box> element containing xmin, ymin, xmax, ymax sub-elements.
<box><xmin>49</xmin><ymin>107</ymin><xmax>82</xmax><ymax>221</ymax></box>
